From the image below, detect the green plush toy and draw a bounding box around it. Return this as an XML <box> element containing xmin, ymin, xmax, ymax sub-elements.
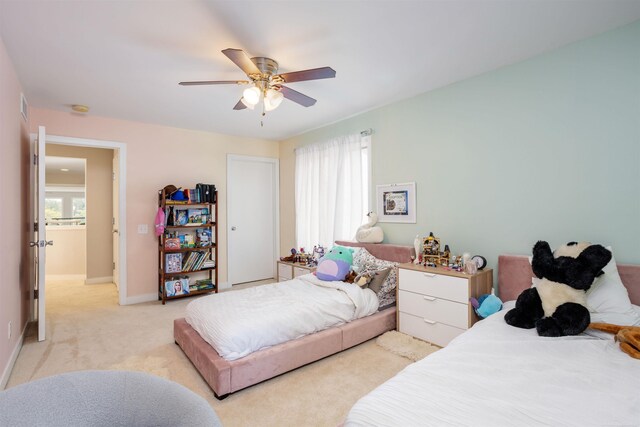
<box><xmin>316</xmin><ymin>245</ymin><xmax>354</xmax><ymax>281</ymax></box>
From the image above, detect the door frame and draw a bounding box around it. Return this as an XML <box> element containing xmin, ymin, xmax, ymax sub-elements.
<box><xmin>226</xmin><ymin>154</ymin><xmax>279</xmax><ymax>288</ymax></box>
<box><xmin>34</xmin><ymin>133</ymin><xmax>128</xmax><ymax>306</ymax></box>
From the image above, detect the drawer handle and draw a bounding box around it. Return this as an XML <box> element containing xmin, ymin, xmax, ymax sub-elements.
<box><xmin>422</xmin><ymin>273</ymin><xmax>437</xmax><ymax>278</ymax></box>
<box><xmin>423</xmin><ymin>296</ymin><xmax>436</xmax><ymax>301</ymax></box>
<box><xmin>423</xmin><ymin>319</ymin><xmax>437</xmax><ymax>325</ymax></box>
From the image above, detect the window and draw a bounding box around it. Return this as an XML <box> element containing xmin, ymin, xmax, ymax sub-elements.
<box><xmin>72</xmin><ymin>197</ymin><xmax>86</xmax><ymax>219</ymax></box>
<box><xmin>295</xmin><ymin>133</ymin><xmax>370</xmax><ymax>250</ymax></box>
<box><xmin>45</xmin><ymin>198</ymin><xmax>63</xmax><ymax>221</ymax></box>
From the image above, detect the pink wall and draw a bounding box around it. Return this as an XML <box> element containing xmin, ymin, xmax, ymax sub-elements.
<box><xmin>30</xmin><ymin>108</ymin><xmax>279</xmax><ymax>301</ymax></box>
<box><xmin>0</xmin><ymin>36</ymin><xmax>31</xmax><ymax>386</ymax></box>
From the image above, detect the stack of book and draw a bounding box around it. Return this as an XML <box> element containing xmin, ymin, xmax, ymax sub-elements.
<box><xmin>181</xmin><ymin>251</ymin><xmax>210</xmax><ymax>271</ymax></box>
<box><xmin>190</xmin><ymin>279</ymin><xmax>215</xmax><ymax>292</ymax></box>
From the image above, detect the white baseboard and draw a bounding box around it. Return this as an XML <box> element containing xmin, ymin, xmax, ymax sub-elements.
<box><xmin>85</xmin><ymin>276</ymin><xmax>113</xmax><ymax>285</ymax></box>
<box><xmin>217</xmin><ymin>281</ymin><xmax>230</xmax><ymax>291</ymax></box>
<box><xmin>124</xmin><ymin>293</ymin><xmax>157</xmax><ymax>305</ymax></box>
<box><xmin>1</xmin><ymin>322</ymin><xmax>28</xmax><ymax>390</ymax></box>
<box><xmin>46</xmin><ymin>274</ymin><xmax>86</xmax><ymax>281</ymax></box>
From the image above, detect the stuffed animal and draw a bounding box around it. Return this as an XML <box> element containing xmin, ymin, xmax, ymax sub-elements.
<box><xmin>355</xmin><ymin>212</ymin><xmax>384</xmax><ymax>243</ymax></box>
<box><xmin>470</xmin><ymin>293</ymin><xmax>503</xmax><ymax>318</ymax></box>
<box><xmin>589</xmin><ymin>323</ymin><xmax>640</xmax><ymax>359</ymax></box>
<box><xmin>504</xmin><ymin>241</ymin><xmax>612</xmax><ymax>337</ymax></box>
<box><xmin>316</xmin><ymin>245</ymin><xmax>354</xmax><ymax>281</ymax></box>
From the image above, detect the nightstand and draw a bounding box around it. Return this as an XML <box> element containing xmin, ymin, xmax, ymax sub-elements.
<box><xmin>277</xmin><ymin>260</ymin><xmax>316</xmax><ymax>282</ymax></box>
<box><xmin>396</xmin><ymin>263</ymin><xmax>493</xmax><ymax>347</ymax></box>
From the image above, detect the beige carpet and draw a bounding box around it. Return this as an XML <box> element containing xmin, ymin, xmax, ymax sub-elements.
<box><xmin>6</xmin><ymin>279</ymin><xmax>419</xmax><ymax>427</ymax></box>
<box><xmin>376</xmin><ymin>330</ymin><xmax>440</xmax><ymax>361</ymax></box>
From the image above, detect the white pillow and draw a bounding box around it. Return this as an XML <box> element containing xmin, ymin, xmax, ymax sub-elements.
<box><xmin>587</xmin><ymin>248</ymin><xmax>639</xmax><ymax>325</ymax></box>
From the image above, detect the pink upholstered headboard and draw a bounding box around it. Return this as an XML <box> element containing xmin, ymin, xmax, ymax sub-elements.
<box><xmin>498</xmin><ymin>255</ymin><xmax>640</xmax><ymax>305</ymax></box>
<box><xmin>334</xmin><ymin>240</ymin><xmax>415</xmax><ymax>263</ymax></box>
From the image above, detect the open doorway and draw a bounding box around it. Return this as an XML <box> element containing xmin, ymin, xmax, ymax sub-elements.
<box><xmin>44</xmin><ymin>156</ymin><xmax>88</xmax><ymax>281</ymax></box>
<box><xmin>37</xmin><ymin>133</ymin><xmax>127</xmax><ymax>308</ymax></box>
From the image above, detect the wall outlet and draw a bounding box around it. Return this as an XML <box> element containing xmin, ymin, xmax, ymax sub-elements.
<box><xmin>8</xmin><ymin>321</ymin><xmax>11</xmax><ymax>340</ymax></box>
<box><xmin>137</xmin><ymin>224</ymin><xmax>148</xmax><ymax>234</ymax></box>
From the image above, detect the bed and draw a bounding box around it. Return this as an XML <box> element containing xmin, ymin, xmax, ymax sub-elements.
<box><xmin>174</xmin><ymin>241</ymin><xmax>414</xmax><ymax>399</ymax></box>
<box><xmin>345</xmin><ymin>254</ymin><xmax>640</xmax><ymax>426</ymax></box>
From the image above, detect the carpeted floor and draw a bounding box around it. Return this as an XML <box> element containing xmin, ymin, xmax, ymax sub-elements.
<box><xmin>6</xmin><ymin>279</ymin><xmax>430</xmax><ymax>426</ymax></box>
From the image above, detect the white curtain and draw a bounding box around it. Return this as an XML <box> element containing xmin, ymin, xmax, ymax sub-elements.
<box><xmin>295</xmin><ymin>134</ymin><xmax>363</xmax><ymax>251</ymax></box>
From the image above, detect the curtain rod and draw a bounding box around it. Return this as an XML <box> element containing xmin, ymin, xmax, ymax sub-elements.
<box><xmin>360</xmin><ymin>128</ymin><xmax>373</xmax><ymax>137</ymax></box>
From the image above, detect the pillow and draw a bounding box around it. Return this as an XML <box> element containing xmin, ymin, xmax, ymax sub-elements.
<box><xmin>355</xmin><ymin>267</ymin><xmax>391</xmax><ymax>293</ymax></box>
<box><xmin>352</xmin><ymin>248</ymin><xmax>398</xmax><ymax>307</ymax></box>
<box><xmin>587</xmin><ymin>248</ymin><xmax>640</xmax><ymax>325</ymax></box>
<box><xmin>316</xmin><ymin>245</ymin><xmax>354</xmax><ymax>281</ymax></box>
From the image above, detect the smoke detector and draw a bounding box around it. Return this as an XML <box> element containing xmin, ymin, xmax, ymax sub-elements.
<box><xmin>71</xmin><ymin>104</ymin><xmax>89</xmax><ymax>113</ymax></box>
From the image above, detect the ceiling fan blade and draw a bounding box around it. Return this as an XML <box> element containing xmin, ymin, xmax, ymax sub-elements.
<box><xmin>179</xmin><ymin>80</ymin><xmax>248</xmax><ymax>86</ymax></box>
<box><xmin>222</xmin><ymin>48</ymin><xmax>261</xmax><ymax>76</ymax></box>
<box><xmin>279</xmin><ymin>86</ymin><xmax>317</xmax><ymax>107</ymax></box>
<box><xmin>276</xmin><ymin>67</ymin><xmax>336</xmax><ymax>83</ymax></box>
<box><xmin>233</xmin><ymin>99</ymin><xmax>247</xmax><ymax>110</ymax></box>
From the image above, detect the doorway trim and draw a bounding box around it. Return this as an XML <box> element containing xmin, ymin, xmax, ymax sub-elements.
<box><xmin>40</xmin><ymin>133</ymin><xmax>128</xmax><ymax>306</ymax></box>
<box><xmin>226</xmin><ymin>154</ymin><xmax>279</xmax><ymax>289</ymax></box>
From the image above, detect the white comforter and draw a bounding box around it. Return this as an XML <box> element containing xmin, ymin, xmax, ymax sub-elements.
<box><xmin>346</xmin><ymin>301</ymin><xmax>640</xmax><ymax>426</ymax></box>
<box><xmin>185</xmin><ymin>274</ymin><xmax>379</xmax><ymax>361</ymax></box>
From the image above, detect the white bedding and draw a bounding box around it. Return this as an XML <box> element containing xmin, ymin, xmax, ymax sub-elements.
<box><xmin>346</xmin><ymin>301</ymin><xmax>640</xmax><ymax>426</ymax></box>
<box><xmin>185</xmin><ymin>273</ymin><xmax>379</xmax><ymax>361</ymax></box>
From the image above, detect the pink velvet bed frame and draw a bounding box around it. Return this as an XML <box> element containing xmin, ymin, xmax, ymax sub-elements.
<box><xmin>174</xmin><ymin>241</ymin><xmax>415</xmax><ymax>399</ymax></box>
<box><xmin>498</xmin><ymin>255</ymin><xmax>640</xmax><ymax>305</ymax></box>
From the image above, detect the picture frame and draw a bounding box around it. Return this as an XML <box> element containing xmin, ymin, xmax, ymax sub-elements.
<box><xmin>165</xmin><ymin>278</ymin><xmax>189</xmax><ymax>297</ymax></box>
<box><xmin>376</xmin><ymin>182</ymin><xmax>416</xmax><ymax>223</ymax></box>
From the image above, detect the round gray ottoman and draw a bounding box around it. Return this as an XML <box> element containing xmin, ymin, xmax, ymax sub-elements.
<box><xmin>0</xmin><ymin>370</ymin><xmax>222</xmax><ymax>427</ymax></box>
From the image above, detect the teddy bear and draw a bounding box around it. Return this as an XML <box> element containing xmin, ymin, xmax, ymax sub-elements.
<box><xmin>589</xmin><ymin>323</ymin><xmax>640</xmax><ymax>359</ymax></box>
<box><xmin>504</xmin><ymin>240</ymin><xmax>612</xmax><ymax>337</ymax></box>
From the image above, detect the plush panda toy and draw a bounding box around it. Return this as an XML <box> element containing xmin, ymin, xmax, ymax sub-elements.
<box><xmin>505</xmin><ymin>240</ymin><xmax>611</xmax><ymax>337</ymax></box>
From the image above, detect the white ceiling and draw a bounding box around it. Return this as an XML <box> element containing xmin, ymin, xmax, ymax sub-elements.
<box><xmin>2</xmin><ymin>1</ymin><xmax>640</xmax><ymax>141</ymax></box>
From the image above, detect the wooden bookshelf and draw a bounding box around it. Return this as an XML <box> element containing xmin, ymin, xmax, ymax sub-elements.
<box><xmin>158</xmin><ymin>186</ymin><xmax>218</xmax><ymax>304</ymax></box>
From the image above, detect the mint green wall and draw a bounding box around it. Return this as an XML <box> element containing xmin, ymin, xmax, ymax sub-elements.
<box><xmin>282</xmin><ymin>20</ymin><xmax>640</xmax><ymax>268</ymax></box>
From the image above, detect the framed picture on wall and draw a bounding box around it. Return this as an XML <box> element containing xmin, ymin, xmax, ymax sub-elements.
<box><xmin>376</xmin><ymin>182</ymin><xmax>416</xmax><ymax>223</ymax></box>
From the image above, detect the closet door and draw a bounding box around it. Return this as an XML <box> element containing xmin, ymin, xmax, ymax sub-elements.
<box><xmin>227</xmin><ymin>155</ymin><xmax>279</xmax><ymax>286</ymax></box>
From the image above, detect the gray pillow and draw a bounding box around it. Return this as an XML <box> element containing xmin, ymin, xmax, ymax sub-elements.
<box><xmin>367</xmin><ymin>267</ymin><xmax>392</xmax><ymax>294</ymax></box>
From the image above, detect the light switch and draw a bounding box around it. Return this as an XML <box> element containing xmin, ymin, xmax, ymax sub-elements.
<box><xmin>137</xmin><ymin>224</ymin><xmax>149</xmax><ymax>234</ymax></box>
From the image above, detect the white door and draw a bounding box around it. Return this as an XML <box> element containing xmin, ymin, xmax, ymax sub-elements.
<box><xmin>33</xmin><ymin>126</ymin><xmax>49</xmax><ymax>342</ymax></box>
<box><xmin>227</xmin><ymin>155</ymin><xmax>279</xmax><ymax>285</ymax></box>
<box><xmin>112</xmin><ymin>150</ymin><xmax>119</xmax><ymax>289</ymax></box>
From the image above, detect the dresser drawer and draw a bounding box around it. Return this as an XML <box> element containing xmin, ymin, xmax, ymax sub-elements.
<box><xmin>399</xmin><ymin>268</ymin><xmax>468</xmax><ymax>303</ymax></box>
<box><xmin>399</xmin><ymin>312</ymin><xmax>465</xmax><ymax>347</ymax></box>
<box><xmin>398</xmin><ymin>290</ymin><xmax>468</xmax><ymax>329</ymax></box>
<box><xmin>278</xmin><ymin>263</ymin><xmax>292</xmax><ymax>281</ymax></box>
<box><xmin>293</xmin><ymin>266</ymin><xmax>311</xmax><ymax>277</ymax></box>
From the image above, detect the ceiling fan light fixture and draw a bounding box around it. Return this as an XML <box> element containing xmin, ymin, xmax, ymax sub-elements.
<box><xmin>242</xmin><ymin>86</ymin><xmax>261</xmax><ymax>105</ymax></box>
<box><xmin>240</xmin><ymin>97</ymin><xmax>255</xmax><ymax>110</ymax></box>
<box><xmin>264</xmin><ymin>88</ymin><xmax>284</xmax><ymax>111</ymax></box>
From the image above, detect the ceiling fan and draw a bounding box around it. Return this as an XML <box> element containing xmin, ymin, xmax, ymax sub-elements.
<box><xmin>179</xmin><ymin>48</ymin><xmax>336</xmax><ymax>113</ymax></box>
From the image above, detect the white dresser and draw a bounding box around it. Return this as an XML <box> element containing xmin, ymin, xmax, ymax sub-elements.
<box><xmin>397</xmin><ymin>263</ymin><xmax>492</xmax><ymax>347</ymax></box>
<box><xmin>277</xmin><ymin>260</ymin><xmax>316</xmax><ymax>282</ymax></box>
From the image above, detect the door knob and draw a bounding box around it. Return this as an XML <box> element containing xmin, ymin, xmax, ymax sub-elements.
<box><xmin>29</xmin><ymin>241</ymin><xmax>38</xmax><ymax>247</ymax></box>
<box><xmin>46</xmin><ymin>240</ymin><xmax>54</xmax><ymax>246</ymax></box>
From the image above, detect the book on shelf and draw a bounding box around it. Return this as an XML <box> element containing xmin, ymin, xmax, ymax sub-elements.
<box><xmin>188</xmin><ymin>209</ymin><xmax>204</xmax><ymax>225</ymax></box>
<box><xmin>190</xmin><ymin>279</ymin><xmax>214</xmax><ymax>291</ymax></box>
<box><xmin>165</xmin><ymin>253</ymin><xmax>183</xmax><ymax>273</ymax></box>
<box><xmin>196</xmin><ymin>229</ymin><xmax>212</xmax><ymax>247</ymax></box>
<box><xmin>176</xmin><ymin>209</ymin><xmax>188</xmax><ymax>225</ymax></box>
